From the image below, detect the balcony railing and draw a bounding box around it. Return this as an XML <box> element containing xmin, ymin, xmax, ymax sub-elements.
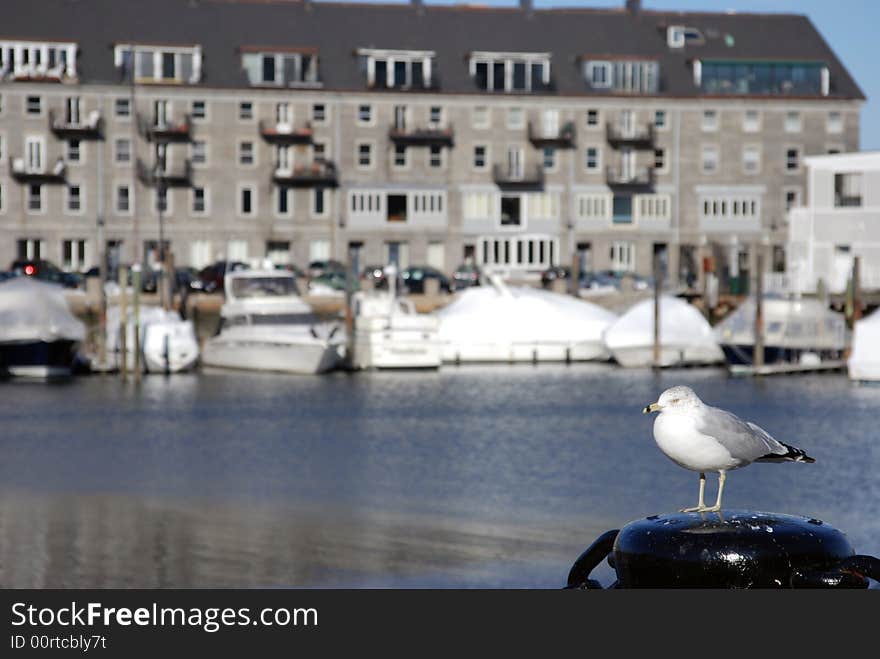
<box><xmin>137</xmin><ymin>113</ymin><xmax>192</xmax><ymax>143</ymax></box>
<box><xmin>2</xmin><ymin>64</ymin><xmax>74</xmax><ymax>83</ymax></box>
<box><xmin>272</xmin><ymin>160</ymin><xmax>338</xmax><ymax>187</ymax></box>
<box><xmin>9</xmin><ymin>157</ymin><xmax>66</xmax><ymax>183</ymax></box>
<box><xmin>259</xmin><ymin>119</ymin><xmax>314</xmax><ymax>144</ymax></box>
<box><xmin>606</xmin><ymin>123</ymin><xmax>655</xmax><ymax>149</ymax></box>
<box><xmin>528</xmin><ymin>121</ymin><xmax>576</xmax><ymax>149</ymax></box>
<box><xmin>492</xmin><ymin>164</ymin><xmax>544</xmax><ymax>190</ymax></box>
<box><xmin>136</xmin><ymin>158</ymin><xmax>193</xmax><ymax>187</ymax></box>
<box><xmin>605</xmin><ymin>166</ymin><xmax>655</xmax><ymax>189</ymax></box>
<box><xmin>388</xmin><ymin>123</ymin><xmax>455</xmax><ymax>147</ymax></box>
<box><xmin>49</xmin><ymin>109</ymin><xmax>103</xmax><ymax>139</ymax></box>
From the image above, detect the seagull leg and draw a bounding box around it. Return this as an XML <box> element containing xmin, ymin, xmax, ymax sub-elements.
<box><xmin>680</xmin><ymin>472</ymin><xmax>707</xmax><ymax>512</ymax></box>
<box><xmin>702</xmin><ymin>470</ymin><xmax>726</xmax><ymax>513</ymax></box>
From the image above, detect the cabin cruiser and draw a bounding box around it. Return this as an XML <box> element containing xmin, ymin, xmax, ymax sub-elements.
<box><xmin>106</xmin><ymin>306</ymin><xmax>199</xmax><ymax>374</ymax></box>
<box><xmin>714</xmin><ymin>295</ymin><xmax>846</xmax><ymax>366</ymax></box>
<box><xmin>201</xmin><ymin>270</ymin><xmax>344</xmax><ymax>374</ymax></box>
<box><xmin>848</xmin><ymin>308</ymin><xmax>880</xmax><ymax>382</ymax></box>
<box><xmin>437</xmin><ymin>275</ymin><xmax>616</xmax><ymax>363</ymax></box>
<box><xmin>352</xmin><ymin>266</ymin><xmax>441</xmax><ymax>369</ymax></box>
<box><xmin>602</xmin><ymin>296</ymin><xmax>723</xmax><ymax>368</ymax></box>
<box><xmin>0</xmin><ymin>276</ymin><xmax>86</xmax><ymax>378</ymax></box>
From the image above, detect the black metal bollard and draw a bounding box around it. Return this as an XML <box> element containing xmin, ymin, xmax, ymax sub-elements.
<box><xmin>567</xmin><ymin>510</ymin><xmax>880</xmax><ymax>589</ymax></box>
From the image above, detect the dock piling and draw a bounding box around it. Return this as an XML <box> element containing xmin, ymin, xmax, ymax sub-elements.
<box><xmin>118</xmin><ymin>266</ymin><xmax>128</xmax><ymax>380</ymax></box>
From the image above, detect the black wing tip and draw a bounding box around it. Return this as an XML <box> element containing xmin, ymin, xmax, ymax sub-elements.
<box><xmin>758</xmin><ymin>443</ymin><xmax>815</xmax><ymax>463</ymax></box>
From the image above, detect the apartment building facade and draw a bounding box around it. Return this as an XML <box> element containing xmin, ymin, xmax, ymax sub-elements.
<box><xmin>0</xmin><ymin>0</ymin><xmax>864</xmax><ymax>284</ymax></box>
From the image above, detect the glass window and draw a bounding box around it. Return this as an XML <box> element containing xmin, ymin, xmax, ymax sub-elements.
<box><xmin>239</xmin><ymin>141</ymin><xmax>254</xmax><ymax>165</ymax></box>
<box><xmin>358</xmin><ymin>105</ymin><xmax>372</xmax><ymax>123</ymax></box>
<box><xmin>191</xmin><ymin>100</ymin><xmax>206</xmax><ymax>120</ymax></box>
<box><xmin>473</xmin><ymin>145</ymin><xmax>487</xmax><ymax>169</ymax></box>
<box><xmin>312</xmin><ymin>103</ymin><xmax>326</xmax><ymax>123</ymax></box>
<box><xmin>654</xmin><ymin>110</ymin><xmax>666</xmax><ymax>128</ymax></box>
<box><xmin>586</xmin><ymin>109</ymin><xmax>599</xmax><ymax>127</ymax></box>
<box><xmin>239</xmin><ymin>102</ymin><xmax>253</xmax><ymax>120</ymax></box>
<box><xmin>114</xmin><ymin>98</ymin><xmax>130</xmax><ymax>117</ymax></box>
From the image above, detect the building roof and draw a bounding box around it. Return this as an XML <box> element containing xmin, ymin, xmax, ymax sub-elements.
<box><xmin>804</xmin><ymin>151</ymin><xmax>880</xmax><ymax>170</ymax></box>
<box><xmin>0</xmin><ymin>0</ymin><xmax>865</xmax><ymax>99</ymax></box>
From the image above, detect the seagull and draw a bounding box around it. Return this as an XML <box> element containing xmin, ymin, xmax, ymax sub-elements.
<box><xmin>642</xmin><ymin>385</ymin><xmax>815</xmax><ymax>513</ymax></box>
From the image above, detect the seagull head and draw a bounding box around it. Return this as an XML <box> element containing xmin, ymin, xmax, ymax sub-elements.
<box><xmin>642</xmin><ymin>385</ymin><xmax>702</xmax><ymax>414</ymax></box>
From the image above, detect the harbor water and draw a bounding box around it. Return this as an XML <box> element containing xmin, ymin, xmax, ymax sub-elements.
<box><xmin>1</xmin><ymin>365</ymin><xmax>878</xmax><ymax>587</ymax></box>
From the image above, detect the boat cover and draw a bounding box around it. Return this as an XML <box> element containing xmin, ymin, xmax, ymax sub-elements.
<box><xmin>603</xmin><ymin>296</ymin><xmax>719</xmax><ymax>353</ymax></box>
<box><xmin>0</xmin><ymin>277</ymin><xmax>85</xmax><ymax>343</ymax></box>
<box><xmin>849</xmin><ymin>307</ymin><xmax>880</xmax><ymax>380</ymax></box>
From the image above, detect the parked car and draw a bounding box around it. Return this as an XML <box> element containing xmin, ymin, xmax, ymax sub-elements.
<box><xmin>0</xmin><ymin>271</ymin><xmax>15</xmax><ymax>283</ymax></box>
<box><xmin>452</xmin><ymin>262</ymin><xmax>482</xmax><ymax>290</ymax></box>
<box><xmin>193</xmin><ymin>261</ymin><xmax>250</xmax><ymax>293</ymax></box>
<box><xmin>276</xmin><ymin>263</ymin><xmax>306</xmax><ymax>279</ymax></box>
<box><xmin>307</xmin><ymin>259</ymin><xmax>345</xmax><ymax>279</ymax></box>
<box><xmin>309</xmin><ymin>270</ymin><xmax>349</xmax><ymax>292</ymax></box>
<box><xmin>400</xmin><ymin>266</ymin><xmax>451</xmax><ymax>294</ymax></box>
<box><xmin>540</xmin><ymin>266</ymin><xmax>571</xmax><ymax>288</ymax></box>
<box><xmin>361</xmin><ymin>264</ymin><xmax>389</xmax><ymax>289</ymax></box>
<box><xmin>9</xmin><ymin>259</ymin><xmax>81</xmax><ymax>288</ymax></box>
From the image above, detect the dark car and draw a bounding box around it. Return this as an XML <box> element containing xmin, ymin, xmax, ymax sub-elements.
<box><xmin>307</xmin><ymin>259</ymin><xmax>345</xmax><ymax>279</ymax></box>
<box><xmin>540</xmin><ymin>266</ymin><xmax>571</xmax><ymax>288</ymax></box>
<box><xmin>0</xmin><ymin>271</ymin><xmax>15</xmax><ymax>283</ymax></box>
<box><xmin>193</xmin><ymin>261</ymin><xmax>250</xmax><ymax>293</ymax></box>
<box><xmin>452</xmin><ymin>262</ymin><xmax>482</xmax><ymax>290</ymax></box>
<box><xmin>400</xmin><ymin>266</ymin><xmax>451</xmax><ymax>294</ymax></box>
<box><xmin>276</xmin><ymin>263</ymin><xmax>306</xmax><ymax>279</ymax></box>
<box><xmin>10</xmin><ymin>259</ymin><xmax>81</xmax><ymax>288</ymax></box>
<box><xmin>361</xmin><ymin>264</ymin><xmax>390</xmax><ymax>289</ymax></box>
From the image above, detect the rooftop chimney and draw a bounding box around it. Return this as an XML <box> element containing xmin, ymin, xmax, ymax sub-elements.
<box><xmin>626</xmin><ymin>0</ymin><xmax>641</xmax><ymax>14</ymax></box>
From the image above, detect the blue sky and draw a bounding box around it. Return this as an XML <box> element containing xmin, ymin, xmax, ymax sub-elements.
<box><xmin>329</xmin><ymin>0</ymin><xmax>878</xmax><ymax>150</ymax></box>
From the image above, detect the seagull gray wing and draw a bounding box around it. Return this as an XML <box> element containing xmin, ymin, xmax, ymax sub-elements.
<box><xmin>695</xmin><ymin>405</ymin><xmax>788</xmax><ymax>462</ymax></box>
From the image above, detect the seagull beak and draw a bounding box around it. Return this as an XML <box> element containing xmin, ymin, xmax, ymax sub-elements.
<box><xmin>643</xmin><ymin>402</ymin><xmax>661</xmax><ymax>414</ymax></box>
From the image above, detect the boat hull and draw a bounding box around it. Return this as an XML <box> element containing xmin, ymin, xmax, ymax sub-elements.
<box><xmin>609</xmin><ymin>344</ymin><xmax>723</xmax><ymax>368</ymax></box>
<box><xmin>354</xmin><ymin>331</ymin><xmax>441</xmax><ymax>369</ymax></box>
<box><xmin>201</xmin><ymin>338</ymin><xmax>342</xmax><ymax>375</ymax></box>
<box><xmin>0</xmin><ymin>340</ymin><xmax>78</xmax><ymax>378</ymax></box>
<box><xmin>441</xmin><ymin>340</ymin><xmax>607</xmax><ymax>364</ymax></box>
<box><xmin>721</xmin><ymin>344</ymin><xmax>843</xmax><ymax>366</ymax></box>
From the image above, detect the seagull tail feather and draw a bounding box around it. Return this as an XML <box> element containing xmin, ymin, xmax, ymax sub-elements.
<box><xmin>757</xmin><ymin>442</ymin><xmax>815</xmax><ymax>464</ymax></box>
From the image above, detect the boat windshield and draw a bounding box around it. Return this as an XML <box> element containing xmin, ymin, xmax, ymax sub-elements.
<box><xmin>231</xmin><ymin>277</ymin><xmax>299</xmax><ymax>298</ymax></box>
<box><xmin>223</xmin><ymin>313</ymin><xmax>319</xmax><ymax>328</ymax></box>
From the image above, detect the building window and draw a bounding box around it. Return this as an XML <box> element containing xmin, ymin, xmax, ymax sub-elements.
<box><xmin>472</xmin><ymin>106</ymin><xmax>489</xmax><ymax>129</ymax></box>
<box><xmin>463</xmin><ymin>191</ymin><xmax>494</xmax><ymax>220</ymax></box>
<box><xmin>471</xmin><ymin>52</ymin><xmax>550</xmax><ymax>93</ymax></box>
<box><xmin>192</xmin><ymin>187</ymin><xmax>206</xmax><ymax>214</ymax></box>
<box><xmin>357</xmin><ymin>104</ymin><xmax>372</xmax><ymax>124</ymax></box>
<box><xmin>583</xmin><ymin>59</ymin><xmax>659</xmax><ymax>94</ymax></box>
<box><xmin>429</xmin><ymin>106</ymin><xmax>443</xmax><ymax>126</ymax></box>
<box><xmin>239</xmin><ymin>141</ymin><xmax>255</xmax><ymax>166</ymax></box>
<box><xmin>239</xmin><ymin>186</ymin><xmax>255</xmax><ymax>216</ymax></box>
<box><xmin>67</xmin><ymin>139</ymin><xmax>81</xmax><ymax>163</ymax></box>
<box><xmin>698</xmin><ymin>59</ymin><xmax>828</xmax><ymax>96</ymax></box>
<box><xmin>784</xmin><ymin>111</ymin><xmax>801</xmax><ymax>132</ymax></box>
<box><xmin>528</xmin><ymin>192</ymin><xmax>559</xmax><ymax>220</ymax></box>
<box><xmin>312</xmin><ymin>141</ymin><xmax>326</xmax><ymax>163</ymax></box>
<box><xmin>576</xmin><ymin>194</ymin><xmax>609</xmax><ymax>221</ymax></box>
<box><xmin>191</xmin><ymin>100</ymin><xmax>206</xmax><ymax>120</ymax></box>
<box><xmin>62</xmin><ymin>240</ymin><xmax>87</xmax><ymax>271</ymax></box>
<box><xmin>242</xmin><ymin>50</ymin><xmax>320</xmax><ymax>87</ymax></box>
<box><xmin>701</xmin><ymin>144</ymin><xmax>719</xmax><ymax>174</ymax></box>
<box><xmin>1</xmin><ymin>40</ymin><xmax>78</xmax><ymax>81</ymax></box>
<box><xmin>610</xmin><ymin>241</ymin><xmax>636</xmax><ymax>272</ymax></box>
<box><xmin>156</xmin><ymin>187</ymin><xmax>169</xmax><ymax>213</ymax></box>
<box><xmin>26</xmin><ymin>95</ymin><xmax>42</xmax><ymax>115</ymax></box>
<box><xmin>0</xmin><ymin>182</ymin><xmax>4</xmax><ymax>213</ymax></box>
<box><xmin>654</xmin><ymin>110</ymin><xmax>667</xmax><ymax>129</ymax></box>
<box><xmin>701</xmin><ymin>109</ymin><xmax>719</xmax><ymax>131</ymax></box>
<box><xmin>276</xmin><ymin>187</ymin><xmax>291</xmax><ymax>217</ymax></box>
<box><xmin>473</xmin><ymin>145</ymin><xmax>487</xmax><ymax>170</ymax></box>
<box><xmin>393</xmin><ymin>144</ymin><xmax>407</xmax><ymax>168</ymax></box>
<box><xmin>500</xmin><ymin>195</ymin><xmax>521</xmax><ymax>227</ymax></box>
<box><xmin>116</xmin><ymin>184</ymin><xmax>130</xmax><ymax>214</ymax></box>
<box><xmin>586</xmin><ymin>109</ymin><xmax>599</xmax><ymax>128</ymax></box>
<box><xmin>239</xmin><ymin>102</ymin><xmax>254</xmax><ymax>121</ymax></box>
<box><xmin>785</xmin><ymin>147</ymin><xmax>800</xmax><ymax>172</ymax></box>
<box><xmin>612</xmin><ymin>196</ymin><xmax>633</xmax><ymax>224</ymax></box>
<box><xmin>585</xmin><ymin>147</ymin><xmax>600</xmax><ymax>171</ymax></box>
<box><xmin>114</xmin><ymin>138</ymin><xmax>131</xmax><ymax>164</ymax></box>
<box><xmin>114</xmin><ymin>98</ymin><xmax>130</xmax><ymax>118</ymax></box>
<box><xmin>742</xmin><ymin>144</ymin><xmax>761</xmax><ymax>174</ymax></box>
<box><xmin>543</xmin><ymin>147</ymin><xmax>556</xmax><ymax>170</ymax></box>
<box><xmin>429</xmin><ymin>145</ymin><xmax>442</xmax><ymax>168</ymax></box>
<box><xmin>784</xmin><ymin>188</ymin><xmax>801</xmax><ymax>211</ymax></box>
<box><xmin>115</xmin><ymin>44</ymin><xmax>201</xmax><ymax>83</ymax></box>
<box><xmin>827</xmin><ymin>111</ymin><xmax>843</xmax><ymax>133</ymax></box>
<box><xmin>834</xmin><ymin>173</ymin><xmax>862</xmax><ymax>207</ymax></box>
<box><xmin>66</xmin><ymin>185</ymin><xmax>82</xmax><ymax>212</ymax></box>
<box><xmin>312</xmin><ymin>103</ymin><xmax>326</xmax><ymax>123</ymax></box>
<box><xmin>313</xmin><ymin>188</ymin><xmax>327</xmax><ymax>217</ymax></box>
<box><xmin>506</xmin><ymin>107</ymin><xmax>524</xmax><ymax>129</ymax></box>
<box><xmin>700</xmin><ymin>195</ymin><xmax>759</xmax><ymax>221</ymax></box>
<box><xmin>191</xmin><ymin>140</ymin><xmax>207</xmax><ymax>166</ymax></box>
<box><xmin>27</xmin><ymin>184</ymin><xmax>42</xmax><ymax>212</ymax></box>
<box><xmin>654</xmin><ymin>148</ymin><xmax>666</xmax><ymax>171</ymax></box>
<box><xmin>742</xmin><ymin>109</ymin><xmax>760</xmax><ymax>132</ymax></box>
<box><xmin>635</xmin><ymin>194</ymin><xmax>671</xmax><ymax>221</ymax></box>
<box><xmin>357</xmin><ymin>142</ymin><xmax>372</xmax><ymax>168</ymax></box>
<box><xmin>359</xmin><ymin>49</ymin><xmax>433</xmax><ymax>89</ymax></box>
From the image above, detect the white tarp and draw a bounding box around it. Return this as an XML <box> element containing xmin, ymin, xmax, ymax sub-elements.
<box><xmin>848</xmin><ymin>308</ymin><xmax>880</xmax><ymax>381</ymax></box>
<box><xmin>602</xmin><ymin>296</ymin><xmax>722</xmax><ymax>365</ymax></box>
<box><xmin>0</xmin><ymin>277</ymin><xmax>85</xmax><ymax>343</ymax></box>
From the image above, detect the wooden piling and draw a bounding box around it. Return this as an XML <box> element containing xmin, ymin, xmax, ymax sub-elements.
<box><xmin>653</xmin><ymin>253</ymin><xmax>662</xmax><ymax>368</ymax></box>
<box><xmin>754</xmin><ymin>250</ymin><xmax>765</xmax><ymax>369</ymax></box>
<box><xmin>570</xmin><ymin>249</ymin><xmax>581</xmax><ymax>298</ymax></box>
<box><xmin>132</xmin><ymin>265</ymin><xmax>142</xmax><ymax>381</ymax></box>
<box><xmin>852</xmin><ymin>255</ymin><xmax>862</xmax><ymax>324</ymax></box>
<box><xmin>118</xmin><ymin>266</ymin><xmax>128</xmax><ymax>379</ymax></box>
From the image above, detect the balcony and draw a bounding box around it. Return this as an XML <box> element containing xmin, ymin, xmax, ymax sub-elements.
<box><xmin>272</xmin><ymin>160</ymin><xmax>338</xmax><ymax>188</ymax></box>
<box><xmin>137</xmin><ymin>113</ymin><xmax>192</xmax><ymax>143</ymax></box>
<box><xmin>3</xmin><ymin>64</ymin><xmax>74</xmax><ymax>83</ymax></box>
<box><xmin>136</xmin><ymin>158</ymin><xmax>193</xmax><ymax>187</ymax></box>
<box><xmin>388</xmin><ymin>123</ymin><xmax>454</xmax><ymax>147</ymax></box>
<box><xmin>606</xmin><ymin>123</ymin><xmax>655</xmax><ymax>149</ymax></box>
<box><xmin>606</xmin><ymin>166</ymin><xmax>655</xmax><ymax>190</ymax></box>
<box><xmin>492</xmin><ymin>164</ymin><xmax>544</xmax><ymax>190</ymax></box>
<box><xmin>9</xmin><ymin>157</ymin><xmax>66</xmax><ymax>184</ymax></box>
<box><xmin>49</xmin><ymin>109</ymin><xmax>103</xmax><ymax>139</ymax></box>
<box><xmin>528</xmin><ymin>121</ymin><xmax>576</xmax><ymax>149</ymax></box>
<box><xmin>259</xmin><ymin>120</ymin><xmax>314</xmax><ymax>144</ymax></box>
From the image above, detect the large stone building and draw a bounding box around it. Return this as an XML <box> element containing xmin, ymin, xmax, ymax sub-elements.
<box><xmin>0</xmin><ymin>0</ymin><xmax>864</xmax><ymax>285</ymax></box>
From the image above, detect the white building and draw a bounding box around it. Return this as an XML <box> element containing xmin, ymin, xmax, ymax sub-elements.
<box><xmin>788</xmin><ymin>152</ymin><xmax>880</xmax><ymax>294</ymax></box>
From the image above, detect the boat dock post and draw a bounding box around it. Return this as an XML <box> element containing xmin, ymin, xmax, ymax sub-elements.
<box><xmin>132</xmin><ymin>264</ymin><xmax>142</xmax><ymax>381</ymax></box>
<box><xmin>851</xmin><ymin>255</ymin><xmax>863</xmax><ymax>325</ymax></box>
<box><xmin>754</xmin><ymin>250</ymin><xmax>765</xmax><ymax>369</ymax></box>
<box><xmin>652</xmin><ymin>253</ymin><xmax>662</xmax><ymax>368</ymax></box>
<box><xmin>118</xmin><ymin>266</ymin><xmax>128</xmax><ymax>380</ymax></box>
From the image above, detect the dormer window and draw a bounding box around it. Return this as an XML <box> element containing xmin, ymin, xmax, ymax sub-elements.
<box><xmin>667</xmin><ymin>26</ymin><xmax>704</xmax><ymax>49</ymax></box>
<box><xmin>469</xmin><ymin>52</ymin><xmax>551</xmax><ymax>93</ymax></box>
<box><xmin>357</xmin><ymin>49</ymin><xmax>434</xmax><ymax>90</ymax></box>
<box><xmin>0</xmin><ymin>40</ymin><xmax>77</xmax><ymax>82</ymax></box>
<box><xmin>697</xmin><ymin>59</ymin><xmax>829</xmax><ymax>96</ymax></box>
<box><xmin>241</xmin><ymin>48</ymin><xmax>320</xmax><ymax>87</ymax></box>
<box><xmin>583</xmin><ymin>59</ymin><xmax>659</xmax><ymax>94</ymax></box>
<box><xmin>114</xmin><ymin>44</ymin><xmax>202</xmax><ymax>84</ymax></box>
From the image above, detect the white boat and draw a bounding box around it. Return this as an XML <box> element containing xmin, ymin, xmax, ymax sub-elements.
<box><xmin>848</xmin><ymin>308</ymin><xmax>880</xmax><ymax>382</ymax></box>
<box><xmin>603</xmin><ymin>296</ymin><xmax>724</xmax><ymax>368</ymax></box>
<box><xmin>352</xmin><ymin>266</ymin><xmax>441</xmax><ymax>369</ymax></box>
<box><xmin>201</xmin><ymin>270</ymin><xmax>344</xmax><ymax>375</ymax></box>
<box><xmin>106</xmin><ymin>306</ymin><xmax>199</xmax><ymax>374</ymax></box>
<box><xmin>0</xmin><ymin>277</ymin><xmax>86</xmax><ymax>378</ymax></box>
<box><xmin>714</xmin><ymin>295</ymin><xmax>846</xmax><ymax>366</ymax></box>
<box><xmin>437</xmin><ymin>275</ymin><xmax>616</xmax><ymax>363</ymax></box>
